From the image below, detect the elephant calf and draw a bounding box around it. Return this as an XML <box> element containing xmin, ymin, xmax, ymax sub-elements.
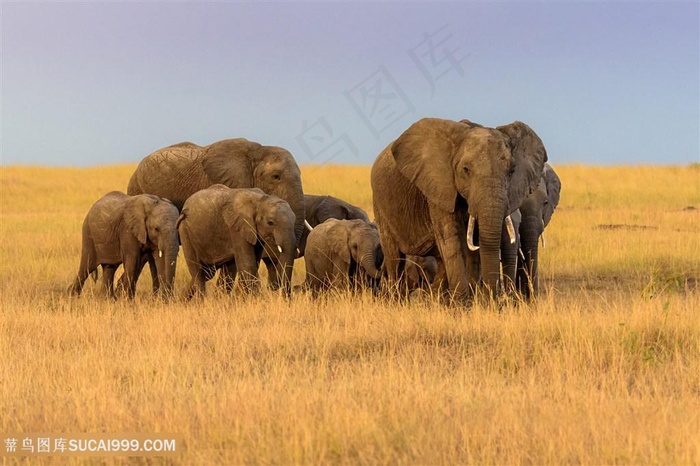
<box><xmin>298</xmin><ymin>194</ymin><xmax>371</xmax><ymax>256</ymax></box>
<box><xmin>69</xmin><ymin>192</ymin><xmax>180</xmax><ymax>300</ymax></box>
<box><xmin>304</xmin><ymin>219</ymin><xmax>383</xmax><ymax>295</ymax></box>
<box><xmin>403</xmin><ymin>255</ymin><xmax>438</xmax><ymax>293</ymax></box>
<box><xmin>177</xmin><ymin>185</ymin><xmax>297</xmax><ymax>299</ymax></box>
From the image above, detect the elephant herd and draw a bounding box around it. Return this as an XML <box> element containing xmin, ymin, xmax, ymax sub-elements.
<box><xmin>69</xmin><ymin>117</ymin><xmax>561</xmax><ymax>305</ymax></box>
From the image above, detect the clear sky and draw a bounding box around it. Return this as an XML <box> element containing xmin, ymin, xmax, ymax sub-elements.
<box><xmin>2</xmin><ymin>1</ymin><xmax>698</xmax><ymax>166</ymax></box>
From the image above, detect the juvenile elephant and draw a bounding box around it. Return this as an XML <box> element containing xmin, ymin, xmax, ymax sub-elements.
<box><xmin>299</xmin><ymin>194</ymin><xmax>371</xmax><ymax>255</ymax></box>
<box><xmin>177</xmin><ymin>185</ymin><xmax>296</xmax><ymax>299</ymax></box>
<box><xmin>127</xmin><ymin>138</ymin><xmax>305</xmax><ymax>289</ymax></box>
<box><xmin>304</xmin><ymin>219</ymin><xmax>383</xmax><ymax>294</ymax></box>
<box><xmin>514</xmin><ymin>163</ymin><xmax>561</xmax><ymax>299</ymax></box>
<box><xmin>403</xmin><ymin>255</ymin><xmax>438</xmax><ymax>292</ymax></box>
<box><xmin>371</xmin><ymin>117</ymin><xmax>547</xmax><ymax>302</ymax></box>
<box><xmin>69</xmin><ymin>192</ymin><xmax>180</xmax><ymax>299</ymax></box>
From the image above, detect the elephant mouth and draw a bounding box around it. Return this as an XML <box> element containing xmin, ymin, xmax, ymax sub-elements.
<box><xmin>466</xmin><ymin>215</ymin><xmax>516</xmax><ymax>252</ymax></box>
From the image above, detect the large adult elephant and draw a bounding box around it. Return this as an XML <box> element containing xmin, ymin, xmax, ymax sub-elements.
<box><xmin>127</xmin><ymin>138</ymin><xmax>305</xmax><ymax>288</ymax></box>
<box><xmin>514</xmin><ymin>163</ymin><xmax>561</xmax><ymax>299</ymax></box>
<box><xmin>371</xmin><ymin>117</ymin><xmax>548</xmax><ymax>301</ymax></box>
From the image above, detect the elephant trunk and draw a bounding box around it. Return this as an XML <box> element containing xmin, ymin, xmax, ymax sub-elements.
<box><xmin>274</xmin><ymin>179</ymin><xmax>306</xmax><ymax>249</ymax></box>
<box><xmin>274</xmin><ymin>229</ymin><xmax>297</xmax><ymax>297</ymax></box>
<box><xmin>476</xmin><ymin>208</ymin><xmax>506</xmax><ymax>298</ymax></box>
<box><xmin>359</xmin><ymin>245</ymin><xmax>383</xmax><ymax>279</ymax></box>
<box><xmin>158</xmin><ymin>234</ymin><xmax>179</xmax><ymax>300</ymax></box>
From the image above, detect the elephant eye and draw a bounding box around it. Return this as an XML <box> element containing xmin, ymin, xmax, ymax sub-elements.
<box><xmin>154</xmin><ymin>226</ymin><xmax>160</xmax><ymax>232</ymax></box>
<box><xmin>271</xmin><ymin>174</ymin><xmax>281</xmax><ymax>181</ymax></box>
<box><xmin>508</xmin><ymin>165</ymin><xmax>516</xmax><ymax>177</ymax></box>
<box><xmin>462</xmin><ymin>166</ymin><xmax>470</xmax><ymax>174</ymax></box>
<box><xmin>267</xmin><ymin>220</ymin><xmax>274</xmax><ymax>226</ymax></box>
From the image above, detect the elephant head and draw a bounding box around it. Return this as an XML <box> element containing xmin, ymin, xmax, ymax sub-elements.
<box><xmin>223</xmin><ymin>188</ymin><xmax>297</xmax><ymax>296</ymax></box>
<box><xmin>123</xmin><ymin>194</ymin><xmax>180</xmax><ymax>299</ymax></box>
<box><xmin>390</xmin><ymin>118</ymin><xmax>547</xmax><ymax>294</ymax></box>
<box><xmin>339</xmin><ymin>220</ymin><xmax>383</xmax><ymax>280</ymax></box>
<box><xmin>517</xmin><ymin>163</ymin><xmax>561</xmax><ymax>298</ymax></box>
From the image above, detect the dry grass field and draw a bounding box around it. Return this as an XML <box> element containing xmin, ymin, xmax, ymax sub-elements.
<box><xmin>1</xmin><ymin>163</ymin><xmax>699</xmax><ymax>465</ymax></box>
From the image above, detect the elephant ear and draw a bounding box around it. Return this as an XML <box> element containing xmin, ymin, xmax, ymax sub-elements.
<box><xmin>325</xmin><ymin>220</ymin><xmax>352</xmax><ymax>267</ymax></box>
<box><xmin>222</xmin><ymin>190</ymin><xmax>259</xmax><ymax>245</ymax></box>
<box><xmin>315</xmin><ymin>197</ymin><xmax>349</xmax><ymax>223</ymax></box>
<box><xmin>458</xmin><ymin>119</ymin><xmax>484</xmax><ymax>129</ymax></box>
<box><xmin>391</xmin><ymin>118</ymin><xmax>468</xmax><ymax>213</ymax></box>
<box><xmin>542</xmin><ymin>164</ymin><xmax>561</xmax><ymax>227</ymax></box>
<box><xmin>496</xmin><ymin>121</ymin><xmax>548</xmax><ymax>213</ymax></box>
<box><xmin>124</xmin><ymin>195</ymin><xmax>158</xmax><ymax>245</ymax></box>
<box><xmin>200</xmin><ymin>139</ymin><xmax>257</xmax><ymax>187</ymax></box>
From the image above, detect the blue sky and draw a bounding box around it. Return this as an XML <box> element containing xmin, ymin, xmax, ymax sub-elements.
<box><xmin>2</xmin><ymin>1</ymin><xmax>698</xmax><ymax>166</ymax></box>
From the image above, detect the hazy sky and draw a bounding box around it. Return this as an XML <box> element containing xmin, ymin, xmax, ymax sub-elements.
<box><xmin>2</xmin><ymin>1</ymin><xmax>698</xmax><ymax>166</ymax></box>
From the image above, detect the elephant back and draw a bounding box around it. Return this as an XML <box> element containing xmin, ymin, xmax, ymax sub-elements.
<box><xmin>127</xmin><ymin>144</ymin><xmax>215</xmax><ymax>211</ymax></box>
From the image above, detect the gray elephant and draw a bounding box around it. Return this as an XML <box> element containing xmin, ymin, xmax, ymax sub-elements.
<box><xmin>304</xmin><ymin>219</ymin><xmax>383</xmax><ymax>294</ymax></box>
<box><xmin>299</xmin><ymin>194</ymin><xmax>371</xmax><ymax>256</ymax></box>
<box><xmin>127</xmin><ymin>138</ymin><xmax>305</xmax><ymax>289</ymax></box>
<box><xmin>403</xmin><ymin>255</ymin><xmax>438</xmax><ymax>293</ymax></box>
<box><xmin>514</xmin><ymin>163</ymin><xmax>561</xmax><ymax>299</ymax></box>
<box><xmin>371</xmin><ymin>117</ymin><xmax>547</xmax><ymax>301</ymax></box>
<box><xmin>69</xmin><ymin>192</ymin><xmax>179</xmax><ymax>300</ymax></box>
<box><xmin>176</xmin><ymin>185</ymin><xmax>296</xmax><ymax>299</ymax></box>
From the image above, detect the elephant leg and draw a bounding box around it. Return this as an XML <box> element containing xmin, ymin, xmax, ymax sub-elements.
<box><xmin>219</xmin><ymin>261</ymin><xmax>237</xmax><ymax>294</ymax></box>
<box><xmin>262</xmin><ymin>257</ymin><xmax>281</xmax><ymax>291</ymax></box>
<box><xmin>70</xmin><ymin>248</ymin><xmax>96</xmax><ymax>296</ymax></box>
<box><xmin>146</xmin><ymin>254</ymin><xmax>159</xmax><ymax>294</ymax></box>
<box><xmin>501</xmin><ymin>239</ymin><xmax>518</xmax><ymax>297</ymax></box>
<box><xmin>101</xmin><ymin>265</ymin><xmax>118</xmax><ymax>299</ymax></box>
<box><xmin>113</xmin><ymin>255</ymin><xmax>147</xmax><ymax>297</ymax></box>
<box><xmin>121</xmin><ymin>255</ymin><xmax>141</xmax><ymax>300</ymax></box>
<box><xmin>429</xmin><ymin>205</ymin><xmax>470</xmax><ymax>303</ymax></box>
<box><xmin>517</xmin><ymin>251</ymin><xmax>538</xmax><ymax>300</ymax></box>
<box><xmin>378</xmin><ymin>230</ymin><xmax>405</xmax><ymax>297</ymax></box>
<box><xmin>430</xmin><ymin>257</ymin><xmax>448</xmax><ymax>297</ymax></box>
<box><xmin>236</xmin><ymin>247</ymin><xmax>260</xmax><ymax>295</ymax></box>
<box><xmin>465</xmin><ymin>249</ymin><xmax>481</xmax><ymax>295</ymax></box>
<box><xmin>305</xmin><ymin>261</ymin><xmax>322</xmax><ymax>297</ymax></box>
<box><xmin>184</xmin><ymin>268</ymin><xmax>206</xmax><ymax>301</ymax></box>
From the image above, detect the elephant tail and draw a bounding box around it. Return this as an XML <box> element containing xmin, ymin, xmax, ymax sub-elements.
<box><xmin>176</xmin><ymin>212</ymin><xmax>186</xmax><ymax>229</ymax></box>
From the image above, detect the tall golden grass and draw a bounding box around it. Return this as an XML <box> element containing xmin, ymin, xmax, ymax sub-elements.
<box><xmin>1</xmin><ymin>164</ymin><xmax>699</xmax><ymax>465</ymax></box>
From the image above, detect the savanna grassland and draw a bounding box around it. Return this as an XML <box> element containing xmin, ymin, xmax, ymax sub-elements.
<box><xmin>1</xmin><ymin>164</ymin><xmax>699</xmax><ymax>465</ymax></box>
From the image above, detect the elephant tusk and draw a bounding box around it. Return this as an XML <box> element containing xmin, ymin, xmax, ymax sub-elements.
<box><xmin>304</xmin><ymin>220</ymin><xmax>314</xmax><ymax>232</ymax></box>
<box><xmin>519</xmin><ymin>248</ymin><xmax>526</xmax><ymax>261</ymax></box>
<box><xmin>170</xmin><ymin>261</ymin><xmax>176</xmax><ymax>266</ymax></box>
<box><xmin>467</xmin><ymin>215</ymin><xmax>479</xmax><ymax>251</ymax></box>
<box><xmin>159</xmin><ymin>250</ymin><xmax>163</xmax><ymax>258</ymax></box>
<box><xmin>541</xmin><ymin>220</ymin><xmax>546</xmax><ymax>248</ymax></box>
<box><xmin>296</xmin><ymin>248</ymin><xmax>301</xmax><ymax>256</ymax></box>
<box><xmin>505</xmin><ymin>215</ymin><xmax>516</xmax><ymax>245</ymax></box>
<box><xmin>278</xmin><ymin>245</ymin><xmax>283</xmax><ymax>253</ymax></box>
